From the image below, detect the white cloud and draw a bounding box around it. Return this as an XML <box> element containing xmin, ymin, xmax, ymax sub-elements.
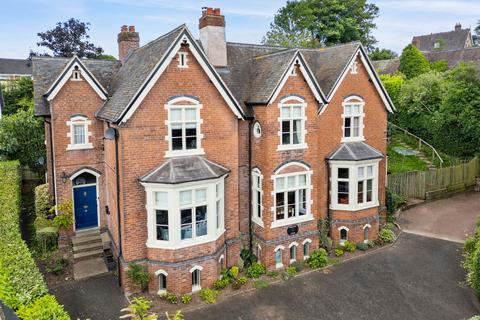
<box><xmin>377</xmin><ymin>0</ymin><xmax>480</xmax><ymax>16</ymax></box>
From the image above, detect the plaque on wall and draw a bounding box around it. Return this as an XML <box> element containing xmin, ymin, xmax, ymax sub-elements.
<box><xmin>287</xmin><ymin>225</ymin><xmax>299</xmax><ymax>235</ymax></box>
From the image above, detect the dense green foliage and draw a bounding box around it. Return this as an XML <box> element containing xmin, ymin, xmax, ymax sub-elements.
<box><xmin>181</xmin><ymin>294</ymin><xmax>192</xmax><ymax>304</ymax></box>
<box><xmin>430</xmin><ymin>60</ymin><xmax>448</xmax><ymax>72</ymax></box>
<box><xmin>161</xmin><ymin>292</ymin><xmax>178</xmax><ymax>304</ymax></box>
<box><xmin>199</xmin><ymin>288</ymin><xmax>219</xmax><ymax>304</ymax></box>
<box><xmin>379</xmin><ymin>73</ymin><xmax>405</xmax><ymax>107</ymax></box>
<box><xmin>120</xmin><ymin>297</ymin><xmax>157</xmax><ymax>320</ymax></box>
<box><xmin>341</xmin><ymin>241</ymin><xmax>356</xmax><ymax>253</ymax></box>
<box><xmin>126</xmin><ymin>263</ymin><xmax>151</xmax><ymax>291</ymax></box>
<box><xmin>16</xmin><ymin>294</ymin><xmax>69</xmax><ymax>320</ymax></box>
<box><xmin>305</xmin><ymin>248</ymin><xmax>329</xmax><ymax>268</ymax></box>
<box><xmin>0</xmin><ymin>77</ymin><xmax>34</xmax><ymax>115</ymax></box>
<box><xmin>369</xmin><ymin>48</ymin><xmax>398</xmax><ymax>61</ymax></box>
<box><xmin>398</xmin><ymin>44</ymin><xmax>430</xmax><ymax>79</ymax></box>
<box><xmin>240</xmin><ymin>248</ymin><xmax>257</xmax><ymax>268</ymax></box>
<box><xmin>378</xmin><ymin>228</ymin><xmax>396</xmax><ymax>243</ymax></box>
<box><xmin>34</xmin><ymin>184</ymin><xmax>52</xmax><ymax>221</ymax></box>
<box><xmin>245</xmin><ymin>262</ymin><xmax>266</xmax><ymax>278</ymax></box>
<box><xmin>263</xmin><ymin>0</ymin><xmax>379</xmax><ymax>50</ymax></box>
<box><xmin>463</xmin><ymin>217</ymin><xmax>480</xmax><ymax>296</ymax></box>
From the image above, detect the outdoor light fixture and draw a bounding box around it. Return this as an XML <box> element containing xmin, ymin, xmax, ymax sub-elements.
<box><xmin>61</xmin><ymin>170</ymin><xmax>68</xmax><ymax>184</ymax></box>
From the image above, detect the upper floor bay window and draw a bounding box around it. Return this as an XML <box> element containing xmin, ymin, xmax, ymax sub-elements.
<box><xmin>342</xmin><ymin>96</ymin><xmax>365</xmax><ymax>142</ymax></box>
<box><xmin>66</xmin><ymin>115</ymin><xmax>93</xmax><ymax>150</ymax></box>
<box><xmin>278</xmin><ymin>96</ymin><xmax>307</xmax><ymax>151</ymax></box>
<box><xmin>165</xmin><ymin>97</ymin><xmax>204</xmax><ymax>157</ymax></box>
<box><xmin>144</xmin><ymin>178</ymin><xmax>225</xmax><ymax>249</ymax></box>
<box><xmin>271</xmin><ymin>162</ymin><xmax>313</xmax><ymax>228</ymax></box>
<box><xmin>252</xmin><ymin>168</ymin><xmax>263</xmax><ymax>227</ymax></box>
<box><xmin>330</xmin><ymin>160</ymin><xmax>380</xmax><ymax>211</ymax></box>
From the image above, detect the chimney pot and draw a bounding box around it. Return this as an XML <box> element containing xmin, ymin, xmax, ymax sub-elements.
<box><xmin>214</xmin><ymin>8</ymin><xmax>221</xmax><ymax>15</ymax></box>
<box><xmin>128</xmin><ymin>26</ymin><xmax>135</xmax><ymax>32</ymax></box>
<box><xmin>455</xmin><ymin>23</ymin><xmax>462</xmax><ymax>31</ymax></box>
<box><xmin>118</xmin><ymin>25</ymin><xmax>140</xmax><ymax>62</ymax></box>
<box><xmin>121</xmin><ymin>25</ymin><xmax>128</xmax><ymax>32</ymax></box>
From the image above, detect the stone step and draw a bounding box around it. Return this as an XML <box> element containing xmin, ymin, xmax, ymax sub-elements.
<box><xmin>72</xmin><ymin>234</ymin><xmax>102</xmax><ymax>246</ymax></box>
<box><xmin>73</xmin><ymin>241</ymin><xmax>104</xmax><ymax>254</ymax></box>
<box><xmin>75</xmin><ymin>229</ymin><xmax>100</xmax><ymax>238</ymax></box>
<box><xmin>73</xmin><ymin>249</ymin><xmax>104</xmax><ymax>261</ymax></box>
<box><xmin>73</xmin><ymin>257</ymin><xmax>109</xmax><ymax>280</ymax></box>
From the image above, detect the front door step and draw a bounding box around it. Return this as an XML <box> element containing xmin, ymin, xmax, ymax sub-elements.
<box><xmin>73</xmin><ymin>257</ymin><xmax>109</xmax><ymax>280</ymax></box>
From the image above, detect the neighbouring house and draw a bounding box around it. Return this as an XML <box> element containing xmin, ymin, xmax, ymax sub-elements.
<box><xmin>374</xmin><ymin>24</ymin><xmax>480</xmax><ymax>75</ymax></box>
<box><xmin>32</xmin><ymin>8</ymin><xmax>394</xmax><ymax>295</ymax></box>
<box><xmin>0</xmin><ymin>58</ymin><xmax>32</xmax><ymax>116</ymax></box>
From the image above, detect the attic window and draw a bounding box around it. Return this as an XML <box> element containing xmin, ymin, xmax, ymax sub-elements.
<box><xmin>434</xmin><ymin>42</ymin><xmax>440</xmax><ymax>49</ymax></box>
<box><xmin>178</xmin><ymin>52</ymin><xmax>188</xmax><ymax>68</ymax></box>
<box><xmin>71</xmin><ymin>66</ymin><xmax>82</xmax><ymax>81</ymax></box>
<box><xmin>350</xmin><ymin>61</ymin><xmax>358</xmax><ymax>74</ymax></box>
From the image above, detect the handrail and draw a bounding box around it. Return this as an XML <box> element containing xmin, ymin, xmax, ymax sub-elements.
<box><xmin>389</xmin><ymin>122</ymin><xmax>444</xmax><ymax>167</ymax></box>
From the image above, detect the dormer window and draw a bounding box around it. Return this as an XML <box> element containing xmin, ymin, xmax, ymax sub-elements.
<box><xmin>434</xmin><ymin>42</ymin><xmax>440</xmax><ymax>49</ymax></box>
<box><xmin>350</xmin><ymin>61</ymin><xmax>358</xmax><ymax>74</ymax></box>
<box><xmin>71</xmin><ymin>66</ymin><xmax>82</xmax><ymax>81</ymax></box>
<box><xmin>178</xmin><ymin>52</ymin><xmax>188</xmax><ymax>68</ymax></box>
<box><xmin>66</xmin><ymin>115</ymin><xmax>93</xmax><ymax>150</ymax></box>
<box><xmin>342</xmin><ymin>96</ymin><xmax>365</xmax><ymax>142</ymax></box>
<box><xmin>165</xmin><ymin>97</ymin><xmax>204</xmax><ymax>157</ymax></box>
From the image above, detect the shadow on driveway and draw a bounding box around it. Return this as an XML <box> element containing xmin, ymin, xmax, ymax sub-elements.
<box><xmin>186</xmin><ymin>234</ymin><xmax>480</xmax><ymax>320</ymax></box>
<box><xmin>50</xmin><ymin>274</ymin><xmax>127</xmax><ymax>320</ymax></box>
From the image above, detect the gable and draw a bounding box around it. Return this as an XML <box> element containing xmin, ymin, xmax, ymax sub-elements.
<box><xmin>116</xmin><ymin>28</ymin><xmax>244</xmax><ymax>123</ymax></box>
<box><xmin>45</xmin><ymin>57</ymin><xmax>108</xmax><ymax>102</ymax></box>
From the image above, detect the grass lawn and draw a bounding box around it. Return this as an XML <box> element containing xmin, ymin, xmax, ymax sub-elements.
<box><xmin>387</xmin><ymin>143</ymin><xmax>428</xmax><ymax>174</ymax></box>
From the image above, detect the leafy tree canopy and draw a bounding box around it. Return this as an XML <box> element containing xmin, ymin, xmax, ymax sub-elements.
<box><xmin>369</xmin><ymin>48</ymin><xmax>398</xmax><ymax>61</ymax></box>
<box><xmin>262</xmin><ymin>0</ymin><xmax>379</xmax><ymax>50</ymax></box>
<box><xmin>430</xmin><ymin>60</ymin><xmax>448</xmax><ymax>73</ymax></box>
<box><xmin>398</xmin><ymin>44</ymin><xmax>430</xmax><ymax>79</ymax></box>
<box><xmin>33</xmin><ymin>18</ymin><xmax>104</xmax><ymax>58</ymax></box>
<box><xmin>1</xmin><ymin>77</ymin><xmax>34</xmax><ymax>115</ymax></box>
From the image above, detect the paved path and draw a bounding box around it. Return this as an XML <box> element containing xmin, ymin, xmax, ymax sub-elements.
<box><xmin>398</xmin><ymin>191</ymin><xmax>480</xmax><ymax>242</ymax></box>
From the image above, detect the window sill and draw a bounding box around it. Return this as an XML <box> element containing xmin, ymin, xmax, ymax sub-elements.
<box><xmin>289</xmin><ymin>259</ymin><xmax>296</xmax><ymax>264</ymax></box>
<box><xmin>329</xmin><ymin>201</ymin><xmax>379</xmax><ymax>212</ymax></box>
<box><xmin>270</xmin><ymin>215</ymin><xmax>314</xmax><ymax>229</ymax></box>
<box><xmin>252</xmin><ymin>218</ymin><xmax>264</xmax><ymax>228</ymax></box>
<box><xmin>66</xmin><ymin>143</ymin><xmax>93</xmax><ymax>151</ymax></box>
<box><xmin>146</xmin><ymin>229</ymin><xmax>225</xmax><ymax>250</ymax></box>
<box><xmin>157</xmin><ymin>289</ymin><xmax>167</xmax><ymax>296</ymax></box>
<box><xmin>275</xmin><ymin>263</ymin><xmax>283</xmax><ymax>269</ymax></box>
<box><xmin>164</xmin><ymin>148</ymin><xmax>205</xmax><ymax>158</ymax></box>
<box><xmin>303</xmin><ymin>255</ymin><xmax>309</xmax><ymax>260</ymax></box>
<box><xmin>192</xmin><ymin>285</ymin><xmax>201</xmax><ymax>293</ymax></box>
<box><xmin>340</xmin><ymin>137</ymin><xmax>365</xmax><ymax>143</ymax></box>
<box><xmin>276</xmin><ymin>143</ymin><xmax>308</xmax><ymax>152</ymax></box>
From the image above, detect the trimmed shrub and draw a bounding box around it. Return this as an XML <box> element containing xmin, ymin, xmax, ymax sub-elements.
<box><xmin>213</xmin><ymin>278</ymin><xmax>230</xmax><ymax>290</ymax></box>
<box><xmin>342</xmin><ymin>241</ymin><xmax>356</xmax><ymax>253</ymax></box>
<box><xmin>34</xmin><ymin>184</ymin><xmax>52</xmax><ymax>221</ymax></box>
<box><xmin>232</xmin><ymin>277</ymin><xmax>247</xmax><ymax>290</ymax></box>
<box><xmin>16</xmin><ymin>294</ymin><xmax>69</xmax><ymax>320</ymax></box>
<box><xmin>290</xmin><ymin>261</ymin><xmax>304</xmax><ymax>272</ymax></box>
<box><xmin>335</xmin><ymin>249</ymin><xmax>344</xmax><ymax>257</ymax></box>
<box><xmin>199</xmin><ymin>288</ymin><xmax>219</xmax><ymax>304</ymax></box>
<box><xmin>181</xmin><ymin>294</ymin><xmax>192</xmax><ymax>304</ymax></box>
<box><xmin>126</xmin><ymin>263</ymin><xmax>151</xmax><ymax>292</ymax></box>
<box><xmin>161</xmin><ymin>292</ymin><xmax>178</xmax><ymax>304</ymax></box>
<box><xmin>306</xmin><ymin>248</ymin><xmax>329</xmax><ymax>269</ymax></box>
<box><xmin>463</xmin><ymin>217</ymin><xmax>480</xmax><ymax>296</ymax></box>
<box><xmin>245</xmin><ymin>262</ymin><xmax>266</xmax><ymax>278</ymax></box>
<box><xmin>378</xmin><ymin>228</ymin><xmax>396</xmax><ymax>243</ymax></box>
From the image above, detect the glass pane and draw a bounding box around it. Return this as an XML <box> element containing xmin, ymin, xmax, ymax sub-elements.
<box><xmin>299</xmin><ymin>189</ymin><xmax>306</xmax><ymax>216</ymax></box>
<box><xmin>299</xmin><ymin>174</ymin><xmax>306</xmax><ymax>187</ymax></box>
<box><xmin>357</xmin><ymin>181</ymin><xmax>364</xmax><ymax>204</ymax></box>
<box><xmin>282</xmin><ymin>120</ymin><xmax>290</xmax><ymax>134</ymax></box>
<box><xmin>171</xmin><ymin>109</ymin><xmax>182</xmax><ymax>121</ymax></box>
<box><xmin>185</xmin><ymin>108</ymin><xmax>196</xmax><ymax>121</ymax></box>
<box><xmin>172</xmin><ymin>137</ymin><xmax>183</xmax><ymax>150</ymax></box>
<box><xmin>156</xmin><ymin>226</ymin><xmax>169</xmax><ymax>241</ymax></box>
<box><xmin>155</xmin><ymin>192</ymin><xmax>168</xmax><ymax>208</ymax></box>
<box><xmin>257</xmin><ymin>191</ymin><xmax>261</xmax><ymax>218</ymax></box>
<box><xmin>292</xmin><ymin>106</ymin><xmax>301</xmax><ymax>118</ymax></box>
<box><xmin>186</xmin><ymin>136</ymin><xmax>197</xmax><ymax>149</ymax></box>
<box><xmin>216</xmin><ymin>200</ymin><xmax>220</xmax><ymax>229</ymax></box>
<box><xmin>367</xmin><ymin>179</ymin><xmax>373</xmax><ymax>202</ymax></box>
<box><xmin>195</xmin><ymin>189</ymin><xmax>207</xmax><ymax>202</ymax></box>
<box><xmin>338</xmin><ymin>181</ymin><xmax>349</xmax><ymax>204</ymax></box>
<box><xmin>281</xmin><ymin>107</ymin><xmax>290</xmax><ymax>118</ymax></box>
<box><xmin>340</xmin><ymin>229</ymin><xmax>348</xmax><ymax>240</ymax></box>
<box><xmin>156</xmin><ymin>209</ymin><xmax>168</xmax><ymax>225</ymax></box>
<box><xmin>338</xmin><ymin>168</ymin><xmax>349</xmax><ymax>179</ymax></box>
<box><xmin>275</xmin><ymin>177</ymin><xmax>284</xmax><ymax>190</ymax></box>
<box><xmin>275</xmin><ymin>192</ymin><xmax>285</xmax><ymax>220</ymax></box>
<box><xmin>367</xmin><ymin>166</ymin><xmax>373</xmax><ymax>177</ymax></box>
<box><xmin>344</xmin><ymin>105</ymin><xmax>351</xmax><ymax>115</ymax></box>
<box><xmin>344</xmin><ymin>127</ymin><xmax>351</xmax><ymax>138</ymax></box>
<box><xmin>364</xmin><ymin>227</ymin><xmax>369</xmax><ymax>240</ymax></box>
<box><xmin>160</xmin><ymin>274</ymin><xmax>167</xmax><ymax>290</ymax></box>
<box><xmin>357</xmin><ymin>167</ymin><xmax>364</xmax><ymax>179</ymax></box>
<box><xmin>156</xmin><ymin>210</ymin><xmax>169</xmax><ymax>241</ymax></box>
<box><xmin>353</xmin><ymin>105</ymin><xmax>360</xmax><ymax>113</ymax></box>
<box><xmin>282</xmin><ymin>133</ymin><xmax>290</xmax><ymax>145</ymax></box>
<box><xmin>275</xmin><ymin>249</ymin><xmax>282</xmax><ymax>264</ymax></box>
<box><xmin>293</xmin><ymin>120</ymin><xmax>301</xmax><ymax>144</ymax></box>
<box><xmin>303</xmin><ymin>242</ymin><xmax>309</xmax><ymax>256</ymax></box>
<box><xmin>290</xmin><ymin>246</ymin><xmax>296</xmax><ymax>260</ymax></box>
<box><xmin>180</xmin><ymin>190</ymin><xmax>192</xmax><ymax>206</ymax></box>
<box><xmin>256</xmin><ymin>176</ymin><xmax>261</xmax><ymax>189</ymax></box>
<box><xmin>287</xmin><ymin>191</ymin><xmax>296</xmax><ymax>218</ymax></box>
<box><xmin>287</xmin><ymin>176</ymin><xmax>296</xmax><ymax>188</ymax></box>
<box><xmin>196</xmin><ymin>205</ymin><xmax>207</xmax><ymax>237</ymax></box>
<box><xmin>73</xmin><ymin>125</ymin><xmax>85</xmax><ymax>144</ymax></box>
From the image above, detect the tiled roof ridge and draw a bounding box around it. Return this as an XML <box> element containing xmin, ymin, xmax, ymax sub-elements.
<box><xmin>413</xmin><ymin>28</ymin><xmax>470</xmax><ymax>39</ymax></box>
<box><xmin>253</xmin><ymin>48</ymin><xmax>298</xmax><ymax>60</ymax></box>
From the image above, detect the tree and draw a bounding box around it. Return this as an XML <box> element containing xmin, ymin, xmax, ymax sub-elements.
<box><xmin>1</xmin><ymin>77</ymin><xmax>34</xmax><ymax>115</ymax></box>
<box><xmin>369</xmin><ymin>48</ymin><xmax>398</xmax><ymax>61</ymax></box>
<box><xmin>430</xmin><ymin>60</ymin><xmax>448</xmax><ymax>72</ymax></box>
<box><xmin>0</xmin><ymin>105</ymin><xmax>45</xmax><ymax>172</ymax></box>
<box><xmin>398</xmin><ymin>44</ymin><xmax>430</xmax><ymax>79</ymax></box>
<box><xmin>379</xmin><ymin>73</ymin><xmax>405</xmax><ymax>107</ymax></box>
<box><xmin>262</xmin><ymin>0</ymin><xmax>379</xmax><ymax>50</ymax></box>
<box><xmin>35</xmin><ymin>18</ymin><xmax>104</xmax><ymax>58</ymax></box>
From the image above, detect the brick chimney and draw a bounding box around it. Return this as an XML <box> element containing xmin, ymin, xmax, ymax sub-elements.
<box><xmin>118</xmin><ymin>25</ymin><xmax>139</xmax><ymax>62</ymax></box>
<box><xmin>199</xmin><ymin>7</ymin><xmax>227</xmax><ymax>67</ymax></box>
<box><xmin>455</xmin><ymin>23</ymin><xmax>462</xmax><ymax>31</ymax></box>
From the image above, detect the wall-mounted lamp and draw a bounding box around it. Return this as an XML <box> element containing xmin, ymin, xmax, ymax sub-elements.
<box><xmin>61</xmin><ymin>170</ymin><xmax>69</xmax><ymax>184</ymax></box>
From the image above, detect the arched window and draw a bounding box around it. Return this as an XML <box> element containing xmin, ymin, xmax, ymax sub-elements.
<box><xmin>252</xmin><ymin>168</ymin><xmax>263</xmax><ymax>226</ymax></box>
<box><xmin>339</xmin><ymin>226</ymin><xmax>349</xmax><ymax>245</ymax></box>
<box><xmin>67</xmin><ymin>115</ymin><xmax>92</xmax><ymax>150</ymax></box>
<box><xmin>303</xmin><ymin>238</ymin><xmax>312</xmax><ymax>259</ymax></box>
<box><xmin>274</xmin><ymin>245</ymin><xmax>284</xmax><ymax>269</ymax></box>
<box><xmin>363</xmin><ymin>224</ymin><xmax>371</xmax><ymax>243</ymax></box>
<box><xmin>342</xmin><ymin>95</ymin><xmax>365</xmax><ymax>142</ymax></box>
<box><xmin>289</xmin><ymin>242</ymin><xmax>298</xmax><ymax>263</ymax></box>
<box><xmin>278</xmin><ymin>96</ymin><xmax>307</xmax><ymax>151</ymax></box>
<box><xmin>190</xmin><ymin>265</ymin><xmax>203</xmax><ymax>292</ymax></box>
<box><xmin>155</xmin><ymin>270</ymin><xmax>168</xmax><ymax>294</ymax></box>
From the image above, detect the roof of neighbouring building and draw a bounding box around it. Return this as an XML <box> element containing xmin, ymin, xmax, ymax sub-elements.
<box><xmin>0</xmin><ymin>58</ymin><xmax>32</xmax><ymax>77</ymax></box>
<box><xmin>412</xmin><ymin>28</ymin><xmax>472</xmax><ymax>52</ymax></box>
<box><xmin>326</xmin><ymin>142</ymin><xmax>383</xmax><ymax>161</ymax></box>
<box><xmin>140</xmin><ymin>156</ymin><xmax>230</xmax><ymax>184</ymax></box>
<box><xmin>33</xmin><ymin>24</ymin><xmax>392</xmax><ymax>120</ymax></box>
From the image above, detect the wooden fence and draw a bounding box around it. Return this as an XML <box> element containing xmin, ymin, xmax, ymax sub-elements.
<box><xmin>388</xmin><ymin>157</ymin><xmax>480</xmax><ymax>199</ymax></box>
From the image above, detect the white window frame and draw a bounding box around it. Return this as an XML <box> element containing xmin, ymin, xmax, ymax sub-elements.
<box><xmin>190</xmin><ymin>265</ymin><xmax>203</xmax><ymax>292</ymax></box>
<box><xmin>289</xmin><ymin>242</ymin><xmax>298</xmax><ymax>264</ymax></box>
<box><xmin>363</xmin><ymin>224</ymin><xmax>371</xmax><ymax>243</ymax></box>
<box><xmin>66</xmin><ymin>115</ymin><xmax>93</xmax><ymax>150</ymax></box>
<box><xmin>178</xmin><ymin>52</ymin><xmax>188</xmax><ymax>68</ymax></box>
<box><xmin>71</xmin><ymin>66</ymin><xmax>82</xmax><ymax>81</ymax></box>
<box><xmin>338</xmin><ymin>226</ymin><xmax>349</xmax><ymax>245</ymax></box>
<box><xmin>164</xmin><ymin>97</ymin><xmax>204</xmax><ymax>158</ymax></box>
<box><xmin>142</xmin><ymin>177</ymin><xmax>225</xmax><ymax>250</ymax></box>
<box><xmin>350</xmin><ymin>61</ymin><xmax>358</xmax><ymax>74</ymax></box>
<box><xmin>329</xmin><ymin>159</ymin><xmax>380</xmax><ymax>211</ymax></box>
<box><xmin>252</xmin><ymin>168</ymin><xmax>264</xmax><ymax>227</ymax></box>
<box><xmin>274</xmin><ymin>245</ymin><xmax>284</xmax><ymax>269</ymax></box>
<box><xmin>341</xmin><ymin>96</ymin><xmax>365</xmax><ymax>142</ymax></box>
<box><xmin>302</xmin><ymin>238</ymin><xmax>312</xmax><ymax>260</ymax></box>
<box><xmin>271</xmin><ymin>163</ymin><xmax>313</xmax><ymax>229</ymax></box>
<box><xmin>155</xmin><ymin>269</ymin><xmax>168</xmax><ymax>295</ymax></box>
<box><xmin>434</xmin><ymin>42</ymin><xmax>440</xmax><ymax>49</ymax></box>
<box><xmin>277</xmin><ymin>96</ymin><xmax>307</xmax><ymax>151</ymax></box>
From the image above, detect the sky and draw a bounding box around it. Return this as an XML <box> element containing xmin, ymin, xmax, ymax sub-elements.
<box><xmin>0</xmin><ymin>0</ymin><xmax>479</xmax><ymax>59</ymax></box>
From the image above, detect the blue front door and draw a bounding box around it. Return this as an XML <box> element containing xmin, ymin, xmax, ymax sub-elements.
<box><xmin>74</xmin><ymin>185</ymin><xmax>98</xmax><ymax>230</ymax></box>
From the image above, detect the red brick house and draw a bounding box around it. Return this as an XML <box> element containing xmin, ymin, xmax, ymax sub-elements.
<box><xmin>33</xmin><ymin>8</ymin><xmax>394</xmax><ymax>294</ymax></box>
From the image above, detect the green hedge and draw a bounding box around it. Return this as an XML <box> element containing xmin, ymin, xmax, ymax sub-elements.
<box><xmin>464</xmin><ymin>217</ymin><xmax>480</xmax><ymax>296</ymax></box>
<box><xmin>0</xmin><ymin>161</ymin><xmax>69</xmax><ymax>318</ymax></box>
<box><xmin>16</xmin><ymin>294</ymin><xmax>69</xmax><ymax>320</ymax></box>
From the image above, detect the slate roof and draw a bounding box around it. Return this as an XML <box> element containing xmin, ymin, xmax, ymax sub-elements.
<box><xmin>372</xmin><ymin>58</ymin><xmax>400</xmax><ymax>75</ymax></box>
<box><xmin>32</xmin><ymin>57</ymin><xmax>121</xmax><ymax>116</ymax></box>
<box><xmin>140</xmin><ymin>156</ymin><xmax>230</xmax><ymax>184</ymax></box>
<box><xmin>412</xmin><ymin>28</ymin><xmax>471</xmax><ymax>52</ymax></box>
<box><xmin>0</xmin><ymin>58</ymin><xmax>31</xmax><ymax>76</ymax></box>
<box><xmin>327</xmin><ymin>142</ymin><xmax>383</xmax><ymax>161</ymax></box>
